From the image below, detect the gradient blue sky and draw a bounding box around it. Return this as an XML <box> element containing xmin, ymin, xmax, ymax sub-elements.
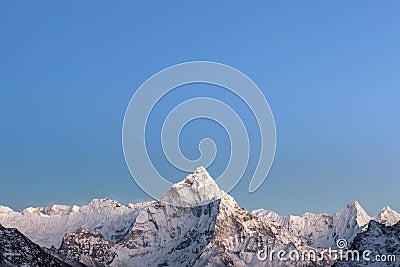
<box><xmin>1</xmin><ymin>1</ymin><xmax>399</xmax><ymax>216</ymax></box>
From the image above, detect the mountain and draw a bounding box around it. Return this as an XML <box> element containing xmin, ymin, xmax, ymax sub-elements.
<box><xmin>57</xmin><ymin>167</ymin><xmax>333</xmax><ymax>266</ymax></box>
<box><xmin>374</xmin><ymin>206</ymin><xmax>400</xmax><ymax>226</ymax></box>
<box><xmin>253</xmin><ymin>201</ymin><xmax>399</xmax><ymax>248</ymax></box>
<box><xmin>187</xmin><ymin>193</ymin><xmax>335</xmax><ymax>266</ymax></box>
<box><xmin>0</xmin><ymin>198</ymin><xmax>151</xmax><ymax>248</ymax></box>
<box><xmin>1</xmin><ymin>167</ymin><xmax>399</xmax><ymax>266</ymax></box>
<box><xmin>334</xmin><ymin>220</ymin><xmax>400</xmax><ymax>266</ymax></box>
<box><xmin>0</xmin><ymin>223</ymin><xmax>71</xmax><ymax>267</ymax></box>
<box><xmin>160</xmin><ymin>166</ymin><xmax>226</xmax><ymax>207</ymax></box>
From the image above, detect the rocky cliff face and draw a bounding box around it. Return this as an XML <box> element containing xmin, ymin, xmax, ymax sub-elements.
<box><xmin>0</xmin><ymin>223</ymin><xmax>71</xmax><ymax>267</ymax></box>
<box><xmin>334</xmin><ymin>220</ymin><xmax>400</xmax><ymax>266</ymax></box>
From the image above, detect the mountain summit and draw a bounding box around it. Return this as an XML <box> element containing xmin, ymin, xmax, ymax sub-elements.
<box><xmin>160</xmin><ymin>166</ymin><xmax>226</xmax><ymax>207</ymax></box>
<box><xmin>374</xmin><ymin>205</ymin><xmax>400</xmax><ymax>226</ymax></box>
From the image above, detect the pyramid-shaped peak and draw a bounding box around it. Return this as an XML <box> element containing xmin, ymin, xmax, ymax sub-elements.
<box><xmin>182</xmin><ymin>166</ymin><xmax>216</xmax><ymax>187</ymax></box>
<box><xmin>346</xmin><ymin>201</ymin><xmax>368</xmax><ymax>213</ymax></box>
<box><xmin>195</xmin><ymin>166</ymin><xmax>210</xmax><ymax>176</ymax></box>
<box><xmin>347</xmin><ymin>200</ymin><xmax>362</xmax><ymax>209</ymax></box>
<box><xmin>375</xmin><ymin>205</ymin><xmax>400</xmax><ymax>226</ymax></box>
<box><xmin>336</xmin><ymin>200</ymin><xmax>371</xmax><ymax>227</ymax></box>
<box><xmin>160</xmin><ymin>167</ymin><xmax>225</xmax><ymax>207</ymax></box>
<box><xmin>382</xmin><ymin>206</ymin><xmax>393</xmax><ymax>212</ymax></box>
<box><xmin>345</xmin><ymin>201</ymin><xmax>369</xmax><ymax>217</ymax></box>
<box><xmin>378</xmin><ymin>205</ymin><xmax>400</xmax><ymax>218</ymax></box>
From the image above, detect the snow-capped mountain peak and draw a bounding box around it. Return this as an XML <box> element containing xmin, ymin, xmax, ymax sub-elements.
<box><xmin>374</xmin><ymin>205</ymin><xmax>400</xmax><ymax>226</ymax></box>
<box><xmin>23</xmin><ymin>207</ymin><xmax>49</xmax><ymax>217</ymax></box>
<box><xmin>160</xmin><ymin>166</ymin><xmax>226</xmax><ymax>207</ymax></box>
<box><xmin>339</xmin><ymin>200</ymin><xmax>371</xmax><ymax>226</ymax></box>
<box><xmin>180</xmin><ymin>166</ymin><xmax>215</xmax><ymax>186</ymax></box>
<box><xmin>0</xmin><ymin>205</ymin><xmax>13</xmax><ymax>213</ymax></box>
<box><xmin>39</xmin><ymin>205</ymin><xmax>71</xmax><ymax>216</ymax></box>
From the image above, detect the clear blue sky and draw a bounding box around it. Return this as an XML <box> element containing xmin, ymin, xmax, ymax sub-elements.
<box><xmin>1</xmin><ymin>1</ymin><xmax>399</xmax><ymax>216</ymax></box>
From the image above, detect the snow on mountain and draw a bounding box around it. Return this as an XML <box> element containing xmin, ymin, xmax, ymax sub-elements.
<box><xmin>58</xmin><ymin>167</ymin><xmax>335</xmax><ymax>266</ymax></box>
<box><xmin>59</xmin><ymin>168</ymin><xmax>223</xmax><ymax>266</ymax></box>
<box><xmin>334</xmin><ymin>220</ymin><xmax>400</xmax><ymax>266</ymax></box>
<box><xmin>0</xmin><ymin>223</ymin><xmax>71</xmax><ymax>267</ymax></box>
<box><xmin>160</xmin><ymin>166</ymin><xmax>226</xmax><ymax>207</ymax></box>
<box><xmin>252</xmin><ymin>200</ymin><xmax>400</xmax><ymax>248</ymax></box>
<box><xmin>252</xmin><ymin>209</ymin><xmax>289</xmax><ymax>229</ymax></box>
<box><xmin>0</xmin><ymin>206</ymin><xmax>13</xmax><ymax>214</ymax></box>
<box><xmin>0</xmin><ymin>198</ymin><xmax>152</xmax><ymax>248</ymax></box>
<box><xmin>190</xmin><ymin>194</ymin><xmax>336</xmax><ymax>266</ymax></box>
<box><xmin>329</xmin><ymin>201</ymin><xmax>371</xmax><ymax>246</ymax></box>
<box><xmin>60</xmin><ymin>199</ymin><xmax>220</xmax><ymax>266</ymax></box>
<box><xmin>1</xmin><ymin>167</ymin><xmax>399</xmax><ymax>266</ymax></box>
<box><xmin>373</xmin><ymin>206</ymin><xmax>400</xmax><ymax>226</ymax></box>
<box><xmin>252</xmin><ymin>201</ymin><xmax>371</xmax><ymax>248</ymax></box>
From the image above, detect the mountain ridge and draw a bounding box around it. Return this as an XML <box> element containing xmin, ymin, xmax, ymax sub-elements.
<box><xmin>1</xmin><ymin>167</ymin><xmax>399</xmax><ymax>266</ymax></box>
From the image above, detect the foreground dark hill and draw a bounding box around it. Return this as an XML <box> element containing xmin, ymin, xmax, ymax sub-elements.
<box><xmin>0</xmin><ymin>223</ymin><xmax>71</xmax><ymax>267</ymax></box>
